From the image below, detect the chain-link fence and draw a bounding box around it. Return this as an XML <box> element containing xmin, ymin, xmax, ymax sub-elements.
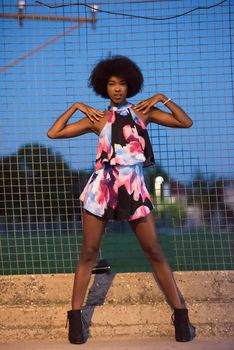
<box><xmin>0</xmin><ymin>0</ymin><xmax>233</xmax><ymax>274</ymax></box>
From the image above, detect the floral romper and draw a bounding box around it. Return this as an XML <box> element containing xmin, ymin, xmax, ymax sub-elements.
<box><xmin>79</xmin><ymin>102</ymin><xmax>155</xmax><ymax>221</ymax></box>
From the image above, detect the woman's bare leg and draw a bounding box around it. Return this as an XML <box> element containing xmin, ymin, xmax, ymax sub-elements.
<box><xmin>71</xmin><ymin>210</ymin><xmax>107</xmax><ymax>310</ymax></box>
<box><xmin>129</xmin><ymin>212</ymin><xmax>184</xmax><ymax>309</ymax></box>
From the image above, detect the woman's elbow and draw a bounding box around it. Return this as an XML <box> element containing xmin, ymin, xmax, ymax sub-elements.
<box><xmin>47</xmin><ymin>130</ymin><xmax>57</xmax><ymax>139</ymax></box>
<box><xmin>182</xmin><ymin>117</ymin><xmax>193</xmax><ymax>128</ymax></box>
<box><xmin>185</xmin><ymin>120</ymin><xmax>193</xmax><ymax>128</ymax></box>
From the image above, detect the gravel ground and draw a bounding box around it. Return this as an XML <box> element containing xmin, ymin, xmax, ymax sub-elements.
<box><xmin>0</xmin><ymin>338</ymin><xmax>234</xmax><ymax>350</ymax></box>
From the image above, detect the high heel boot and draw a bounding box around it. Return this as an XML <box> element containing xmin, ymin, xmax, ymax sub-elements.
<box><xmin>172</xmin><ymin>308</ymin><xmax>196</xmax><ymax>342</ymax></box>
<box><xmin>67</xmin><ymin>309</ymin><xmax>86</xmax><ymax>344</ymax></box>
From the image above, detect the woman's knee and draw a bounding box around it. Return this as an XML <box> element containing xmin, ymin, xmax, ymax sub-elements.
<box><xmin>79</xmin><ymin>245</ymin><xmax>99</xmax><ymax>263</ymax></box>
<box><xmin>143</xmin><ymin>245</ymin><xmax>166</xmax><ymax>263</ymax></box>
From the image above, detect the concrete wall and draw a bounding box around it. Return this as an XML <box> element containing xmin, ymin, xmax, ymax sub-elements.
<box><xmin>0</xmin><ymin>271</ymin><xmax>233</xmax><ymax>341</ymax></box>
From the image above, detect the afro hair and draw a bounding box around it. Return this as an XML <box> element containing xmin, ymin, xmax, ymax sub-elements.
<box><xmin>88</xmin><ymin>55</ymin><xmax>144</xmax><ymax>99</ymax></box>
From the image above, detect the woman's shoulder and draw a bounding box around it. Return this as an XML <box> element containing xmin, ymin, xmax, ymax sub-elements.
<box><xmin>130</xmin><ymin>106</ymin><xmax>149</xmax><ymax>126</ymax></box>
<box><xmin>91</xmin><ymin>109</ymin><xmax>110</xmax><ymax>135</ymax></box>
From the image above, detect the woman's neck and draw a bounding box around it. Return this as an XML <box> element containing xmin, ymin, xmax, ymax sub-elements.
<box><xmin>109</xmin><ymin>100</ymin><xmax>128</xmax><ymax>107</ymax></box>
<box><xmin>108</xmin><ymin>101</ymin><xmax>132</xmax><ymax>111</ymax></box>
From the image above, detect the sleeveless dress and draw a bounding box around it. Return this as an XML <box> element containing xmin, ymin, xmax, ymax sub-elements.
<box><xmin>79</xmin><ymin>102</ymin><xmax>155</xmax><ymax>221</ymax></box>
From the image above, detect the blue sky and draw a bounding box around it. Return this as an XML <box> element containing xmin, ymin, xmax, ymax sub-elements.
<box><xmin>0</xmin><ymin>0</ymin><xmax>233</xmax><ymax>182</ymax></box>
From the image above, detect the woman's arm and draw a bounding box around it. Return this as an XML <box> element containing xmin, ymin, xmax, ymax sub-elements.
<box><xmin>133</xmin><ymin>94</ymin><xmax>193</xmax><ymax>128</ymax></box>
<box><xmin>47</xmin><ymin>102</ymin><xmax>104</xmax><ymax>139</ymax></box>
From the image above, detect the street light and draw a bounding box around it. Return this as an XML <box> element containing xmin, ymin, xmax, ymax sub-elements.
<box><xmin>90</xmin><ymin>3</ymin><xmax>99</xmax><ymax>30</ymax></box>
<box><xmin>18</xmin><ymin>0</ymin><xmax>26</xmax><ymax>26</ymax></box>
<box><xmin>155</xmin><ymin>176</ymin><xmax>164</xmax><ymax>202</ymax></box>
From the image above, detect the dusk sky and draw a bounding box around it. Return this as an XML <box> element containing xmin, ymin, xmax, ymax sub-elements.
<box><xmin>1</xmin><ymin>0</ymin><xmax>233</xmax><ymax>182</ymax></box>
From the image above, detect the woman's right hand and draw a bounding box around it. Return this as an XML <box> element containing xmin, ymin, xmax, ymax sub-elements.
<box><xmin>76</xmin><ymin>102</ymin><xmax>104</xmax><ymax>123</ymax></box>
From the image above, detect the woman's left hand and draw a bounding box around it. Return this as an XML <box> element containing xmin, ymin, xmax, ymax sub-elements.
<box><xmin>133</xmin><ymin>94</ymin><xmax>166</xmax><ymax>114</ymax></box>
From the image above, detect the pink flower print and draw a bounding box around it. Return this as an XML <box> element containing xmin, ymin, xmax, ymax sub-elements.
<box><xmin>96</xmin><ymin>168</ymin><xmax>118</xmax><ymax>210</ymax></box>
<box><xmin>130</xmin><ymin>205</ymin><xmax>151</xmax><ymax>220</ymax></box>
<box><xmin>109</xmin><ymin>110</ymin><xmax>116</xmax><ymax>123</ymax></box>
<box><xmin>97</xmin><ymin>132</ymin><xmax>112</xmax><ymax>157</ymax></box>
<box><xmin>123</xmin><ymin>124</ymin><xmax>138</xmax><ymax>142</ymax></box>
<box><xmin>97</xmin><ymin>177</ymin><xmax>110</xmax><ymax>206</ymax></box>
<box><xmin>118</xmin><ymin>166</ymin><xmax>151</xmax><ymax>203</ymax></box>
<box><xmin>123</xmin><ymin>125</ymin><xmax>145</xmax><ymax>152</ymax></box>
<box><xmin>96</xmin><ymin>122</ymin><xmax>113</xmax><ymax>170</ymax></box>
<box><xmin>139</xmin><ymin>178</ymin><xmax>151</xmax><ymax>203</ymax></box>
<box><xmin>129</xmin><ymin>140</ymin><xmax>144</xmax><ymax>154</ymax></box>
<box><xmin>129</xmin><ymin>170</ymin><xmax>150</xmax><ymax>202</ymax></box>
<box><xmin>95</xmin><ymin>158</ymin><xmax>102</xmax><ymax>171</ymax></box>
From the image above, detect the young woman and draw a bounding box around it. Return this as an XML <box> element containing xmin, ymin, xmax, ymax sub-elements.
<box><xmin>47</xmin><ymin>56</ymin><xmax>195</xmax><ymax>344</ymax></box>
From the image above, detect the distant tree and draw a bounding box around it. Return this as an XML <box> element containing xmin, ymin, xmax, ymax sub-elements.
<box><xmin>0</xmin><ymin>143</ymin><xmax>92</xmax><ymax>229</ymax></box>
<box><xmin>0</xmin><ymin>152</ymin><xmax>24</xmax><ymax>223</ymax></box>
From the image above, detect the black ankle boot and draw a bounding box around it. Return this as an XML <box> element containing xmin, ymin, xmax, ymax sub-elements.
<box><xmin>67</xmin><ymin>309</ymin><xmax>86</xmax><ymax>344</ymax></box>
<box><xmin>172</xmin><ymin>308</ymin><xmax>196</xmax><ymax>342</ymax></box>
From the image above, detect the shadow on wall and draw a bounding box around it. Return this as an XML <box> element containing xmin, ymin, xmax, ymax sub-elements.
<box><xmin>83</xmin><ymin>272</ymin><xmax>116</xmax><ymax>338</ymax></box>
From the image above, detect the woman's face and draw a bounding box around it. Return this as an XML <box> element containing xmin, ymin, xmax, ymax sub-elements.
<box><xmin>107</xmin><ymin>76</ymin><xmax>128</xmax><ymax>106</ymax></box>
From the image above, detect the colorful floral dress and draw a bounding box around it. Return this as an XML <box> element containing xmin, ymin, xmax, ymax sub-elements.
<box><xmin>79</xmin><ymin>102</ymin><xmax>155</xmax><ymax>221</ymax></box>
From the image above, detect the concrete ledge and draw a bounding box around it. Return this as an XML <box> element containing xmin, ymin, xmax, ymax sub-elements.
<box><xmin>1</xmin><ymin>271</ymin><xmax>233</xmax><ymax>305</ymax></box>
<box><xmin>0</xmin><ymin>271</ymin><xmax>233</xmax><ymax>341</ymax></box>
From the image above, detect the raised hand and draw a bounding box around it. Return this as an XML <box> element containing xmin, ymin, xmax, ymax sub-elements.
<box><xmin>77</xmin><ymin>102</ymin><xmax>104</xmax><ymax>122</ymax></box>
<box><xmin>133</xmin><ymin>94</ymin><xmax>165</xmax><ymax>114</ymax></box>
